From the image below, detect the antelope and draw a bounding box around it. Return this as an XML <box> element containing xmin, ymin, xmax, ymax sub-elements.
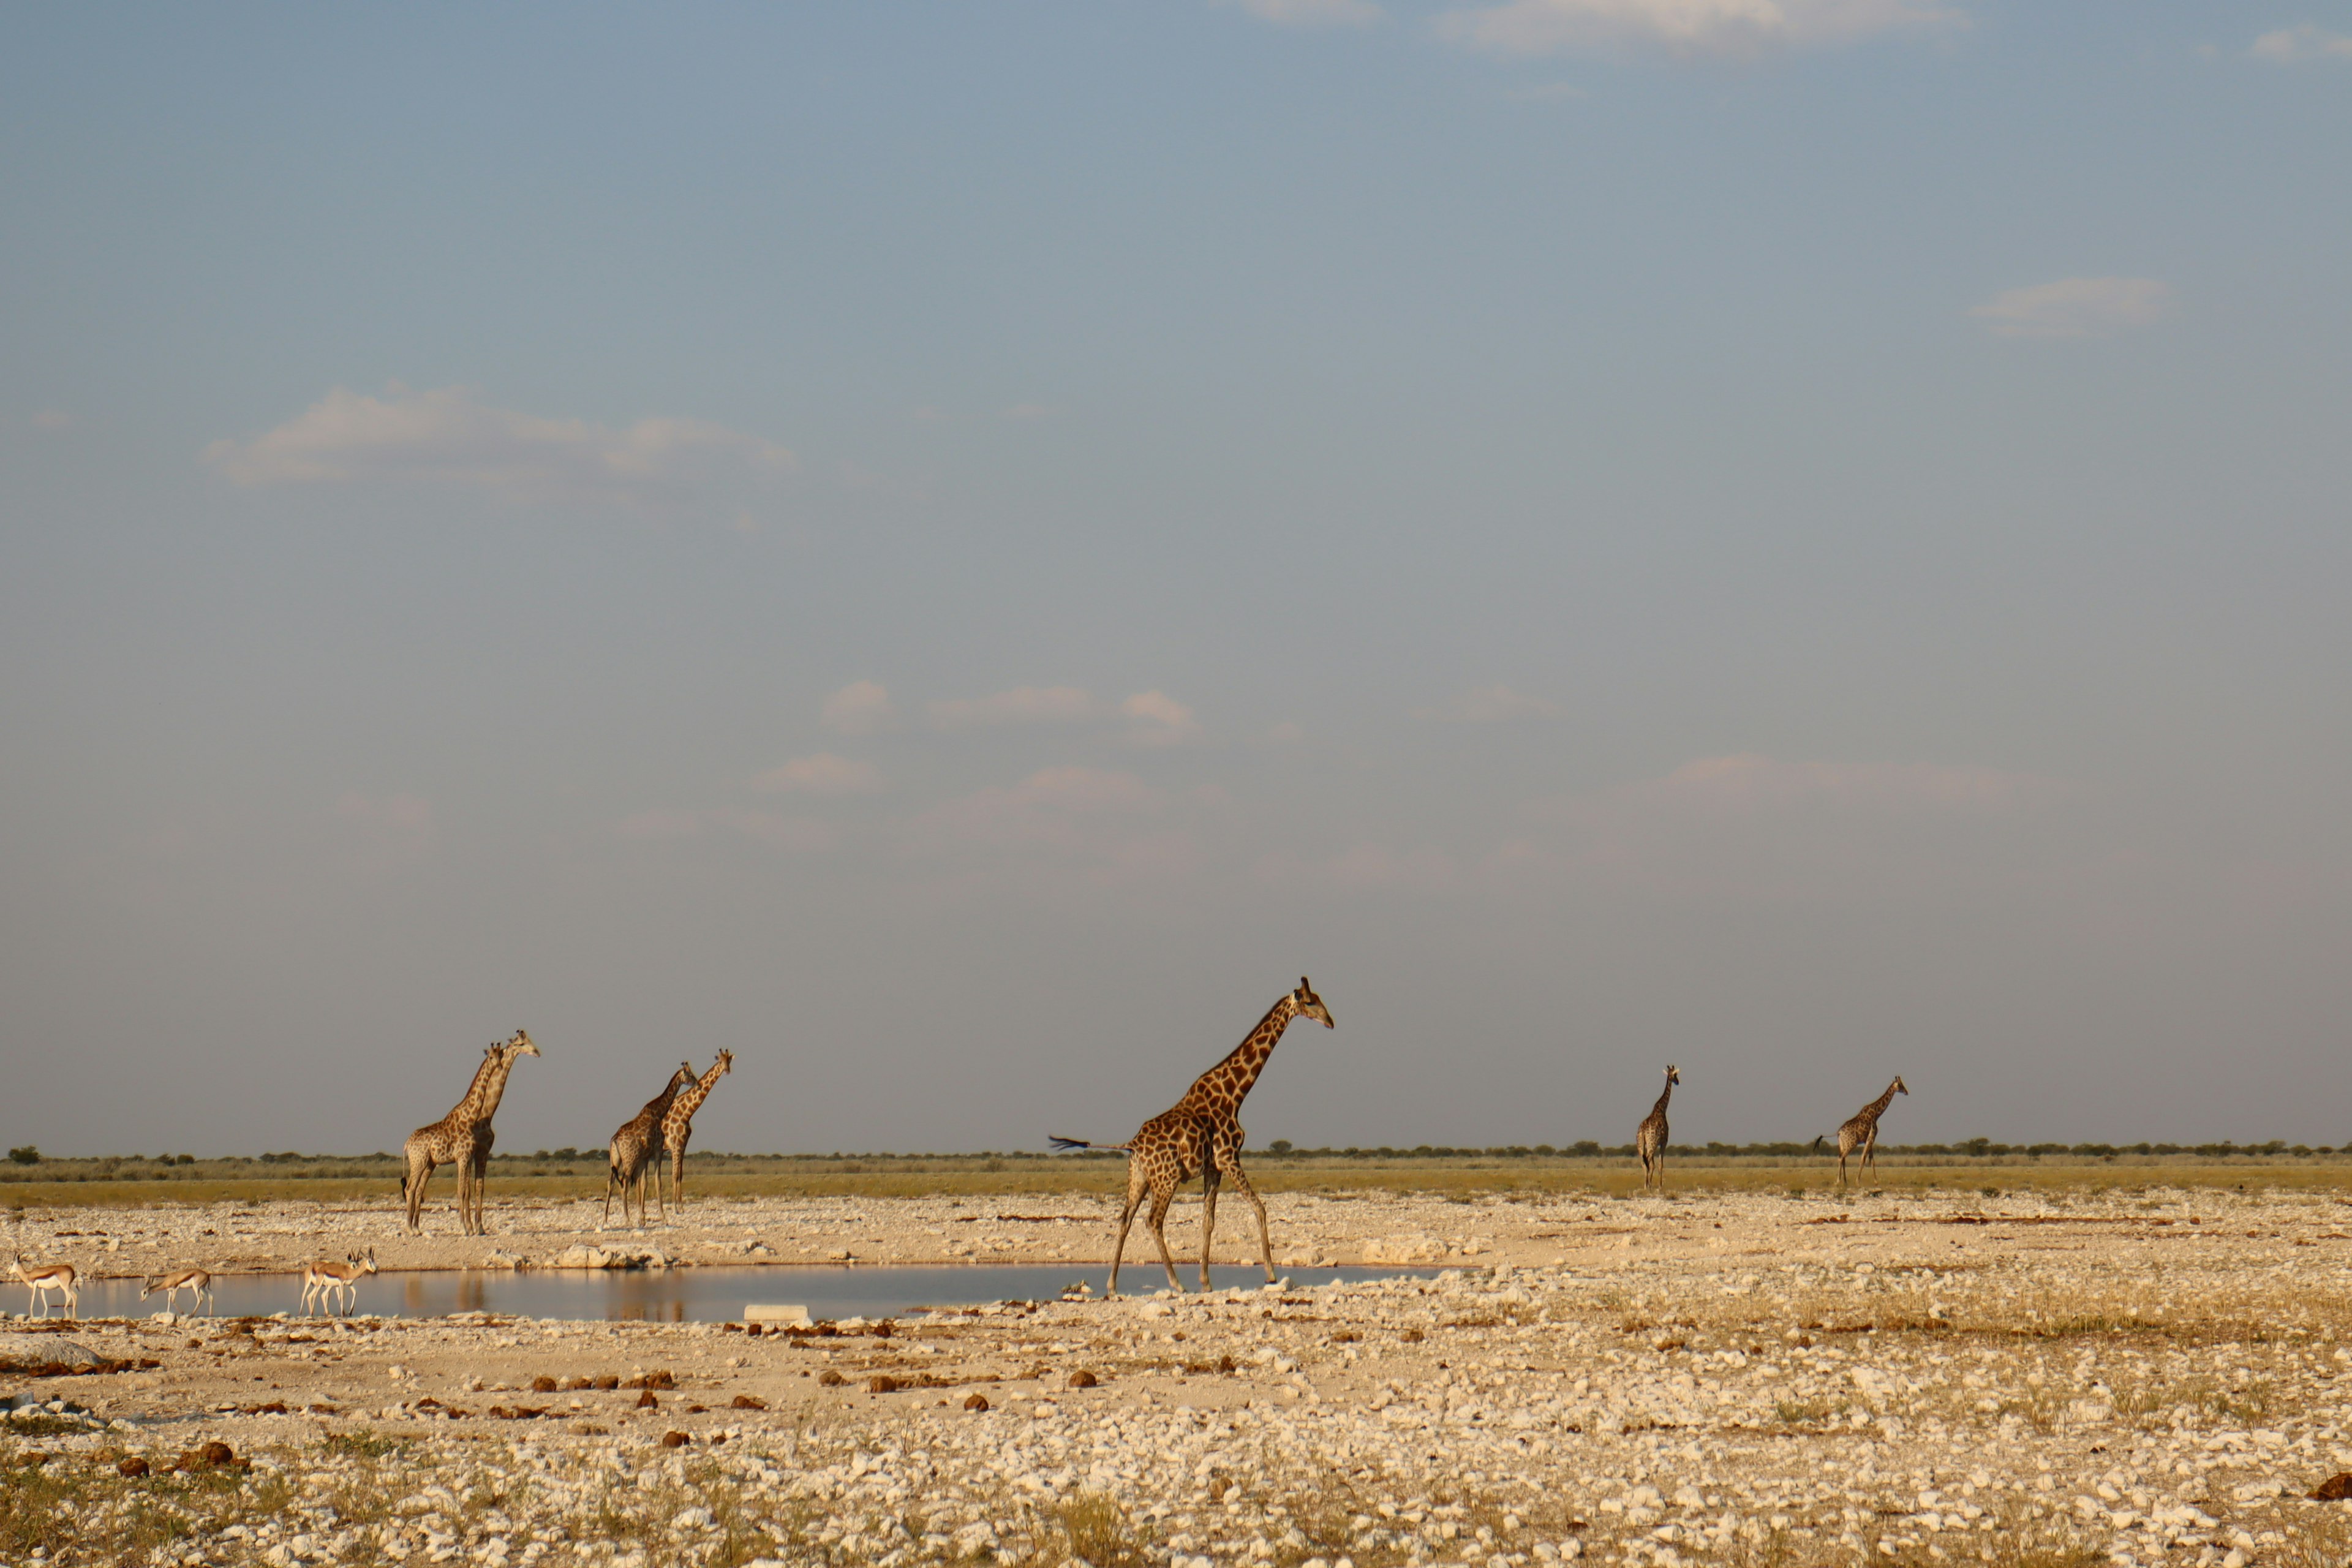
<box><xmin>140</xmin><ymin>1267</ymin><xmax>216</xmax><ymax>1318</ymax></box>
<box><xmin>11</xmin><ymin>1254</ymin><xmax>79</xmax><ymax>1320</ymax></box>
<box><xmin>301</xmin><ymin>1247</ymin><xmax>377</xmax><ymax>1316</ymax></box>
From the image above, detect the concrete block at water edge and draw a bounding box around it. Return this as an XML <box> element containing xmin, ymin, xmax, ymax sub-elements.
<box><xmin>745</xmin><ymin>1304</ymin><xmax>810</xmax><ymax>1325</ymax></box>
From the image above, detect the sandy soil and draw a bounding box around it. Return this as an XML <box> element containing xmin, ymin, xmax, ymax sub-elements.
<box><xmin>9</xmin><ymin>1186</ymin><xmax>2352</xmax><ymax>1567</ymax></box>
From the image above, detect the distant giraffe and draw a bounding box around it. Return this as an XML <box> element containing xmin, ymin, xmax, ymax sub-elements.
<box><xmin>605</xmin><ymin>1062</ymin><xmax>695</xmax><ymax>1229</ymax></box>
<box><xmin>1636</xmin><ymin>1065</ymin><xmax>1680</xmax><ymax>1190</ymax></box>
<box><xmin>459</xmin><ymin>1032</ymin><xmax>541</xmax><ymax>1236</ymax></box>
<box><xmin>140</xmin><ymin>1267</ymin><xmax>214</xmax><ymax>1317</ymax></box>
<box><xmin>10</xmin><ymin>1254</ymin><xmax>78</xmax><ymax>1320</ymax></box>
<box><xmin>402</xmin><ymin>1042</ymin><xmax>501</xmax><ymax>1237</ymax></box>
<box><xmin>1050</xmin><ymin>977</ymin><xmax>1335</xmax><ymax>1294</ymax></box>
<box><xmin>1817</xmin><ymin>1076</ymin><xmax>1909</xmax><ymax>1187</ymax></box>
<box><xmin>658</xmin><ymin>1052</ymin><xmax>734</xmax><ymax>1212</ymax></box>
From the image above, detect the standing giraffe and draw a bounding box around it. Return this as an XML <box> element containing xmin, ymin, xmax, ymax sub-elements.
<box><xmin>604</xmin><ymin>1062</ymin><xmax>695</xmax><ymax>1230</ymax></box>
<box><xmin>10</xmin><ymin>1254</ymin><xmax>78</xmax><ymax>1319</ymax></box>
<box><xmin>459</xmin><ymin>1031</ymin><xmax>541</xmax><ymax>1236</ymax></box>
<box><xmin>1050</xmin><ymin>976</ymin><xmax>1335</xmax><ymax>1295</ymax></box>
<box><xmin>402</xmin><ymin>1042</ymin><xmax>501</xmax><ymax>1236</ymax></box>
<box><xmin>658</xmin><ymin>1051</ymin><xmax>734</xmax><ymax>1213</ymax></box>
<box><xmin>1636</xmin><ymin>1065</ymin><xmax>1679</xmax><ymax>1191</ymax></box>
<box><xmin>1817</xmin><ymin>1076</ymin><xmax>1908</xmax><ymax>1188</ymax></box>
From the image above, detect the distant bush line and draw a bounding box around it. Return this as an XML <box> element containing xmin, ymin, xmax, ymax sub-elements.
<box><xmin>0</xmin><ymin>1137</ymin><xmax>2345</xmax><ymax>1182</ymax></box>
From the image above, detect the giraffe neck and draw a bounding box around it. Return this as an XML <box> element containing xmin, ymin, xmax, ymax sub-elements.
<box><xmin>1652</xmin><ymin>1079</ymin><xmax>1675</xmax><ymax>1118</ymax></box>
<box><xmin>472</xmin><ymin>1047</ymin><xmax>526</xmax><ymax>1128</ymax></box>
<box><xmin>1175</xmin><ymin>996</ymin><xmax>1303</xmax><ymax>1117</ymax></box>
<box><xmin>1863</xmin><ymin>1082</ymin><xmax>1900</xmax><ymax>1121</ymax></box>
<box><xmin>445</xmin><ymin>1051</ymin><xmax>500</xmax><ymax>1126</ymax></box>
<box><xmin>670</xmin><ymin>1062</ymin><xmax>726</xmax><ymax>1125</ymax></box>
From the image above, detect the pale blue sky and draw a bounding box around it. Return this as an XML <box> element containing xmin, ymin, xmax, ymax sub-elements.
<box><xmin>3</xmin><ymin>2</ymin><xmax>2347</xmax><ymax>1157</ymax></box>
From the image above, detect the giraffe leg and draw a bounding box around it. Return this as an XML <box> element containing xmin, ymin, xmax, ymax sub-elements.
<box><xmin>1200</xmin><ymin>1169</ymin><xmax>1220</xmax><ymax>1292</ymax></box>
<box><xmin>1107</xmin><ymin>1164</ymin><xmax>1148</xmax><ymax>1296</ymax></box>
<box><xmin>1219</xmin><ymin>1156</ymin><xmax>1276</xmax><ymax>1283</ymax></box>
<box><xmin>1147</xmin><ymin>1180</ymin><xmax>1182</xmax><ymax>1293</ymax></box>
<box><xmin>404</xmin><ymin>1156</ymin><xmax>429</xmax><ymax>1235</ymax></box>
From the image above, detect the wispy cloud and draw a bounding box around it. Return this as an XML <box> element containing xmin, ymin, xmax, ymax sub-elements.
<box><xmin>754</xmin><ymin>753</ymin><xmax>884</xmax><ymax>797</ymax></box>
<box><xmin>203</xmin><ymin>385</ymin><xmax>794</xmax><ymax>513</ymax></box>
<box><xmin>820</xmin><ymin>680</ymin><xmax>895</xmax><ymax>737</ymax></box>
<box><xmin>32</xmin><ymin>410</ymin><xmax>71</xmax><ymax>431</ymax></box>
<box><xmin>1218</xmin><ymin>0</ymin><xmax>1384</xmax><ymax>26</ymax></box>
<box><xmin>929</xmin><ymin>685</ymin><xmax>1098</xmax><ymax>730</ymax></box>
<box><xmin>1413</xmin><ymin>684</ymin><xmax>1560</xmax><ymax>723</ymax></box>
<box><xmin>1972</xmin><ymin>277</ymin><xmax>2173</xmax><ymax>339</ymax></box>
<box><xmin>2251</xmin><ymin>24</ymin><xmax>2352</xmax><ymax>63</ymax></box>
<box><xmin>1121</xmin><ymin>691</ymin><xmax>1203</xmax><ymax>747</ymax></box>
<box><xmin>1437</xmin><ymin>0</ymin><xmax>1954</xmax><ymax>58</ymax></box>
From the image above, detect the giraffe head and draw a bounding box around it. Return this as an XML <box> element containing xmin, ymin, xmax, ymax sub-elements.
<box><xmin>1292</xmin><ymin>977</ymin><xmax>1333</xmax><ymax>1029</ymax></box>
<box><xmin>714</xmin><ymin>1049</ymin><xmax>734</xmax><ymax>1076</ymax></box>
<box><xmin>508</xmin><ymin>1029</ymin><xmax>540</xmax><ymax>1058</ymax></box>
<box><xmin>1665</xmin><ymin>1064</ymin><xmax>1681</xmax><ymax>1085</ymax></box>
<box><xmin>1891</xmin><ymin>1075</ymin><xmax>1908</xmax><ymax>1096</ymax></box>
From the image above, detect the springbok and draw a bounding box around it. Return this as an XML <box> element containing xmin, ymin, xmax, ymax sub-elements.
<box><xmin>10</xmin><ymin>1254</ymin><xmax>79</xmax><ymax>1320</ymax></box>
<box><xmin>140</xmin><ymin>1267</ymin><xmax>216</xmax><ymax>1318</ymax></box>
<box><xmin>301</xmin><ymin>1248</ymin><xmax>377</xmax><ymax>1316</ymax></box>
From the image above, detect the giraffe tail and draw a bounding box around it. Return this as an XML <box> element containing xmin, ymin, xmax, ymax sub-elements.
<box><xmin>1047</xmin><ymin>1136</ymin><xmax>1130</xmax><ymax>1153</ymax></box>
<box><xmin>1809</xmin><ymin>1134</ymin><xmax>1825</xmax><ymax>1153</ymax></box>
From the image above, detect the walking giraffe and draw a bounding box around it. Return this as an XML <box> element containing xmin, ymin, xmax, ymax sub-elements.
<box><xmin>604</xmin><ymin>1062</ymin><xmax>696</xmax><ymax>1229</ymax></box>
<box><xmin>459</xmin><ymin>1032</ymin><xmax>540</xmax><ymax>1235</ymax></box>
<box><xmin>1050</xmin><ymin>977</ymin><xmax>1334</xmax><ymax>1295</ymax></box>
<box><xmin>1636</xmin><ymin>1064</ymin><xmax>1679</xmax><ymax>1190</ymax></box>
<box><xmin>658</xmin><ymin>1052</ymin><xmax>733</xmax><ymax>1213</ymax></box>
<box><xmin>1817</xmin><ymin>1076</ymin><xmax>1908</xmax><ymax>1188</ymax></box>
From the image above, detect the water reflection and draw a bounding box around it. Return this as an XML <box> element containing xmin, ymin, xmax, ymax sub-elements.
<box><xmin>64</xmin><ymin>1264</ymin><xmax>1433</xmax><ymax>1325</ymax></box>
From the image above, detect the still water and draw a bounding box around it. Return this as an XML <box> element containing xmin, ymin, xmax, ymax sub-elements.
<box><xmin>58</xmin><ymin>1265</ymin><xmax>1433</xmax><ymax>1325</ymax></box>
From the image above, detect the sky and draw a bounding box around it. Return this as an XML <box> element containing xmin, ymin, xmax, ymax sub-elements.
<box><xmin>2</xmin><ymin>1</ymin><xmax>2348</xmax><ymax>1159</ymax></box>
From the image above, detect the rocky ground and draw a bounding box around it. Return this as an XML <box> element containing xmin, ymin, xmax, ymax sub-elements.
<box><xmin>9</xmin><ymin>1185</ymin><xmax>2352</xmax><ymax>1568</ymax></box>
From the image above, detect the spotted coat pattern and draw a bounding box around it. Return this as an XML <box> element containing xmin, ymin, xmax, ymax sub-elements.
<box><xmin>402</xmin><ymin>1042</ymin><xmax>503</xmax><ymax>1237</ymax></box>
<box><xmin>1058</xmin><ymin>978</ymin><xmax>1334</xmax><ymax>1294</ymax></box>
<box><xmin>458</xmin><ymin>1033</ymin><xmax>540</xmax><ymax>1235</ymax></box>
<box><xmin>605</xmin><ymin>1062</ymin><xmax>696</xmax><ymax>1229</ymax></box>
<box><xmin>659</xmin><ymin>1051</ymin><xmax>734</xmax><ymax>1210</ymax></box>
<box><xmin>1636</xmin><ymin>1065</ymin><xmax>1679</xmax><ymax>1189</ymax></box>
<box><xmin>1833</xmin><ymin>1075</ymin><xmax>1908</xmax><ymax>1186</ymax></box>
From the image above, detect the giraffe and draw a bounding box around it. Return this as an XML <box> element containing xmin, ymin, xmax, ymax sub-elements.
<box><xmin>301</xmin><ymin>1248</ymin><xmax>377</xmax><ymax>1316</ymax></box>
<box><xmin>1050</xmin><ymin>976</ymin><xmax>1334</xmax><ymax>1295</ymax></box>
<box><xmin>403</xmin><ymin>1042</ymin><xmax>502</xmax><ymax>1237</ymax></box>
<box><xmin>140</xmin><ymin>1267</ymin><xmax>214</xmax><ymax>1318</ymax></box>
<box><xmin>604</xmin><ymin>1062</ymin><xmax>696</xmax><ymax>1230</ymax></box>
<box><xmin>1636</xmin><ymin>1064</ymin><xmax>1679</xmax><ymax>1191</ymax></box>
<box><xmin>10</xmin><ymin>1254</ymin><xmax>78</xmax><ymax>1319</ymax></box>
<box><xmin>1817</xmin><ymin>1076</ymin><xmax>1909</xmax><ymax>1188</ymax></box>
<box><xmin>658</xmin><ymin>1051</ymin><xmax>733</xmax><ymax>1213</ymax></box>
<box><xmin>459</xmin><ymin>1031</ymin><xmax>541</xmax><ymax>1237</ymax></box>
